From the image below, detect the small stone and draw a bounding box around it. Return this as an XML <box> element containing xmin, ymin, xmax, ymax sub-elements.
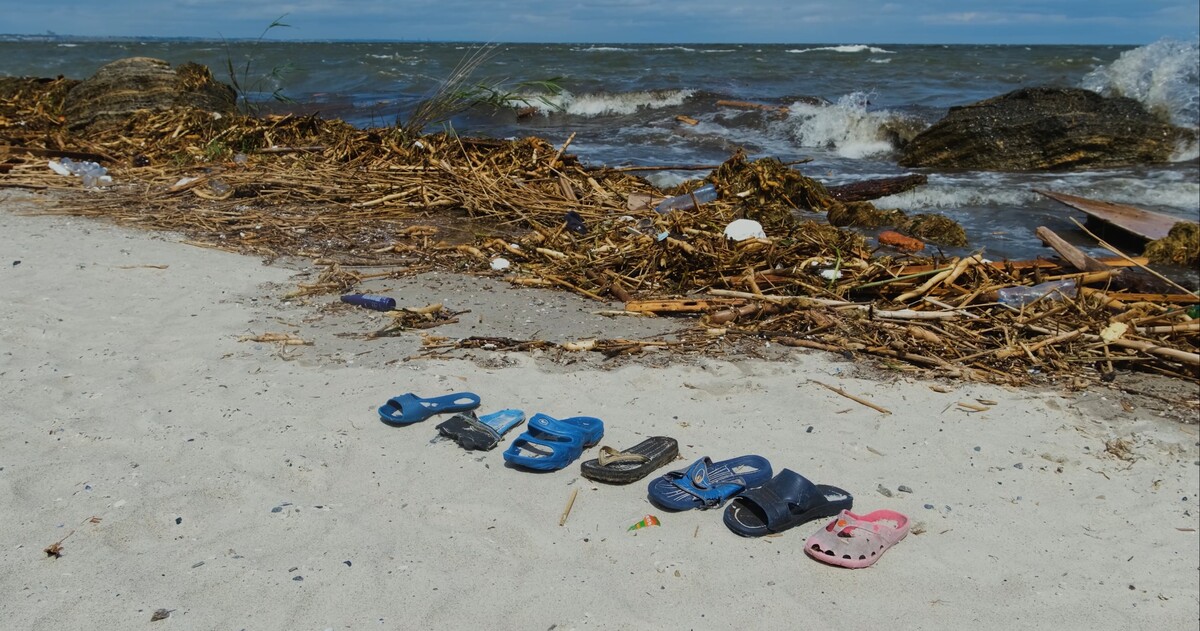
<box><xmin>924</xmin><ymin>503</ymin><xmax>935</xmax><ymax>510</ymax></box>
<box><xmin>191</xmin><ymin>561</ymin><xmax>205</xmax><ymax>569</ymax></box>
<box><xmin>1013</xmin><ymin>463</ymin><xmax>1024</xmax><ymax>470</ymax></box>
<box><xmin>343</xmin><ymin>560</ymin><xmax>352</xmax><ymax>567</ymax></box>
<box><xmin>876</xmin><ymin>484</ymin><xmax>894</xmax><ymax>498</ymax></box>
<box><xmin>271</xmin><ymin>506</ymin><xmax>283</xmax><ymax>513</ymax></box>
<box><xmin>806</xmin><ymin>426</ymin><xmax>814</xmax><ymax>433</ymax></box>
<box><xmin>973</xmin><ymin>446</ymin><xmax>981</xmax><ymax>452</ymax></box>
<box><xmin>898</xmin><ymin>485</ymin><xmax>913</xmax><ymax>494</ymax></box>
<box><xmin>174</xmin><ymin>517</ymin><xmax>182</xmax><ymax>525</ymax></box>
<box><xmin>293</xmin><ymin>575</ymin><xmax>303</xmax><ymax>582</ymax></box>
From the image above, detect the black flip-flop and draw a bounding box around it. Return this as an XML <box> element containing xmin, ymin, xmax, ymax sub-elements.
<box><xmin>722</xmin><ymin>468</ymin><xmax>853</xmax><ymax>537</ymax></box>
<box><xmin>580</xmin><ymin>436</ymin><xmax>679</xmax><ymax>484</ymax></box>
<box><xmin>435</xmin><ymin>409</ymin><xmax>525</xmax><ymax>451</ymax></box>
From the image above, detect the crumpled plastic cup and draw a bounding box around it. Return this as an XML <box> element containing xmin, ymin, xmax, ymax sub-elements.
<box><xmin>723</xmin><ymin>219</ymin><xmax>767</xmax><ymax>241</ymax></box>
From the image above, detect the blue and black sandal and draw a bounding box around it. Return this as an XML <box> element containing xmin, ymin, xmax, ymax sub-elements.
<box><xmin>378</xmin><ymin>392</ymin><xmax>481</xmax><ymax>425</ymax></box>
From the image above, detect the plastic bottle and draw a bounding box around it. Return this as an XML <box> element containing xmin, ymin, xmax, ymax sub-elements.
<box><xmin>996</xmin><ymin>279</ymin><xmax>1077</xmax><ymax>307</ymax></box>
<box><xmin>655</xmin><ymin>183</ymin><xmax>718</xmax><ymax>214</ymax></box>
<box><xmin>340</xmin><ymin>294</ymin><xmax>397</xmax><ymax>311</ymax></box>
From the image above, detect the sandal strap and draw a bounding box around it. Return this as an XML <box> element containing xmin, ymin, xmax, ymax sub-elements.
<box><xmin>597</xmin><ymin>446</ymin><xmax>649</xmax><ymax>466</ymax></box>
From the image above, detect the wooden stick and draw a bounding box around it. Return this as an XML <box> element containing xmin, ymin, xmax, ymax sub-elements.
<box><xmin>549</xmin><ymin>132</ymin><xmax>577</xmax><ymax>170</ymax></box>
<box><xmin>707</xmin><ymin>289</ymin><xmax>961</xmax><ymax>320</ymax></box>
<box><xmin>1035</xmin><ymin>226</ymin><xmax>1111</xmax><ymax>272</ymax></box>
<box><xmin>810</xmin><ymin>380</ymin><xmax>892</xmax><ymax>415</ymax></box>
<box><xmin>559</xmin><ymin>488</ymin><xmax>579</xmax><ymax>526</ymax></box>
<box><xmin>1069</xmin><ymin>217</ymin><xmax>1195</xmax><ymax>296</ymax></box>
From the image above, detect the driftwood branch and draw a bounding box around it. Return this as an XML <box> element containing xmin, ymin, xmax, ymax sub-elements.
<box><xmin>826</xmin><ymin>174</ymin><xmax>928</xmax><ymax>202</ymax></box>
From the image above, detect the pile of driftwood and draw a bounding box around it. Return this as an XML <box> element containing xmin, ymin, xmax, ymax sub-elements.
<box><xmin>1</xmin><ymin>83</ymin><xmax>1197</xmax><ymax>385</ymax></box>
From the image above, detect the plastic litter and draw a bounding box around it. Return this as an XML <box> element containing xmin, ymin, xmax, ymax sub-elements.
<box><xmin>340</xmin><ymin>294</ymin><xmax>397</xmax><ymax>311</ymax></box>
<box><xmin>627</xmin><ymin>514</ymin><xmax>661</xmax><ymax>531</ymax></box>
<box><xmin>723</xmin><ymin>219</ymin><xmax>766</xmax><ymax>241</ymax></box>
<box><xmin>655</xmin><ymin>183</ymin><xmax>718</xmax><ymax>214</ymax></box>
<box><xmin>490</xmin><ymin>257</ymin><xmax>511</xmax><ymax>271</ymax></box>
<box><xmin>996</xmin><ymin>279</ymin><xmax>1077</xmax><ymax>307</ymax></box>
<box><xmin>49</xmin><ymin>157</ymin><xmax>113</xmax><ymax>188</ymax></box>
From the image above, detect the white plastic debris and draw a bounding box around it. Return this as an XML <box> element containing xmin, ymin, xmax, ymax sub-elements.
<box><xmin>48</xmin><ymin>160</ymin><xmax>72</xmax><ymax>176</ymax></box>
<box><xmin>723</xmin><ymin>219</ymin><xmax>766</xmax><ymax>241</ymax></box>
<box><xmin>819</xmin><ymin>269</ymin><xmax>843</xmax><ymax>280</ymax></box>
<box><xmin>490</xmin><ymin>257</ymin><xmax>511</xmax><ymax>271</ymax></box>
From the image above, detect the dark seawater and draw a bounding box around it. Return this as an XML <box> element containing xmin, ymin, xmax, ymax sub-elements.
<box><xmin>1</xmin><ymin>37</ymin><xmax>1197</xmax><ymax>263</ymax></box>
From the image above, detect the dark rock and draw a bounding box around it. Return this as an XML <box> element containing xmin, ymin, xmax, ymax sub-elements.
<box><xmin>899</xmin><ymin>87</ymin><xmax>1191</xmax><ymax>171</ymax></box>
<box><xmin>62</xmin><ymin>57</ymin><xmax>236</xmax><ymax>130</ymax></box>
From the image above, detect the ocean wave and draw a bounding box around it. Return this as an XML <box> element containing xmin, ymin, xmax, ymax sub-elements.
<box><xmin>518</xmin><ymin>89</ymin><xmax>695</xmax><ymax>117</ymax></box>
<box><xmin>786</xmin><ymin>45</ymin><xmax>896</xmax><ymax>54</ymax></box>
<box><xmin>575</xmin><ymin>46</ymin><xmax>630</xmax><ymax>53</ymax></box>
<box><xmin>1081</xmin><ymin>36</ymin><xmax>1199</xmax><ymax>129</ymax></box>
<box><xmin>777</xmin><ymin>91</ymin><xmax>915</xmax><ymax>159</ymax></box>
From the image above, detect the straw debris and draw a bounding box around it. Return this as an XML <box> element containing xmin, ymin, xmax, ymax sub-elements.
<box><xmin>2</xmin><ymin>71</ymin><xmax>1196</xmax><ymax>386</ymax></box>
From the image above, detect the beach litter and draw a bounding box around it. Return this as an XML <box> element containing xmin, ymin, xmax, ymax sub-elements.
<box><xmin>628</xmin><ymin>515</ymin><xmax>661</xmax><ymax>531</ymax></box>
<box><xmin>0</xmin><ymin>72</ymin><xmax>1194</xmax><ymax>386</ymax></box>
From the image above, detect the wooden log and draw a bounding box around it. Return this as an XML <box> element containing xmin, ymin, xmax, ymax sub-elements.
<box><xmin>826</xmin><ymin>174</ymin><xmax>928</xmax><ymax>202</ymax></box>
<box><xmin>715</xmin><ymin>99</ymin><xmax>790</xmax><ymax>114</ymax></box>
<box><xmin>1035</xmin><ymin>226</ymin><xmax>1111</xmax><ymax>272</ymax></box>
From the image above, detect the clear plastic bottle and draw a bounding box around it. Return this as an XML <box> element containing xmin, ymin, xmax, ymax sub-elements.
<box><xmin>655</xmin><ymin>183</ymin><xmax>718</xmax><ymax>214</ymax></box>
<box><xmin>996</xmin><ymin>279</ymin><xmax>1077</xmax><ymax>307</ymax></box>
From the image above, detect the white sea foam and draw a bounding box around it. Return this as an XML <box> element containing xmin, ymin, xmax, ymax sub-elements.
<box><xmin>778</xmin><ymin>91</ymin><xmax>907</xmax><ymax>158</ymax></box>
<box><xmin>1081</xmin><ymin>37</ymin><xmax>1200</xmax><ymax>130</ymax></box>
<box><xmin>868</xmin><ymin>58</ymin><xmax>892</xmax><ymax>64</ymax></box>
<box><xmin>576</xmin><ymin>46</ymin><xmax>629</xmax><ymax>53</ymax></box>
<box><xmin>786</xmin><ymin>45</ymin><xmax>895</xmax><ymax>54</ymax></box>
<box><xmin>518</xmin><ymin>89</ymin><xmax>695</xmax><ymax>117</ymax></box>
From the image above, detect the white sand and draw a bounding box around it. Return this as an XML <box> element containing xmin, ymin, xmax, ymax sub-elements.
<box><xmin>2</xmin><ymin>196</ymin><xmax>1197</xmax><ymax>629</ymax></box>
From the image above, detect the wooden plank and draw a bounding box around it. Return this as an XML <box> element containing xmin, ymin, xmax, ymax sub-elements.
<box><xmin>1034</xmin><ymin>226</ymin><xmax>1110</xmax><ymax>272</ymax></box>
<box><xmin>1034</xmin><ymin>189</ymin><xmax>1192</xmax><ymax>242</ymax></box>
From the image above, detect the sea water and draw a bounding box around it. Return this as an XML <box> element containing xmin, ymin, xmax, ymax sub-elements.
<box><xmin>1</xmin><ymin>37</ymin><xmax>1197</xmax><ymax>263</ymax></box>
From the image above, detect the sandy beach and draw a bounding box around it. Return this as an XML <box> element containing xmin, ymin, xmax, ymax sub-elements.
<box><xmin>1</xmin><ymin>190</ymin><xmax>1197</xmax><ymax>629</ymax></box>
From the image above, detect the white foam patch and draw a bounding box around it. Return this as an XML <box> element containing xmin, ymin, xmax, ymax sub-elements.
<box><xmin>787</xmin><ymin>45</ymin><xmax>895</xmax><ymax>54</ymax></box>
<box><xmin>777</xmin><ymin>91</ymin><xmax>910</xmax><ymax>158</ymax></box>
<box><xmin>1081</xmin><ymin>36</ymin><xmax>1199</xmax><ymax>131</ymax></box>
<box><xmin>519</xmin><ymin>89</ymin><xmax>695</xmax><ymax>117</ymax></box>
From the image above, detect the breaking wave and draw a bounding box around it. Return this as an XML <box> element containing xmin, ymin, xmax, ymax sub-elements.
<box><xmin>787</xmin><ymin>45</ymin><xmax>895</xmax><ymax>54</ymax></box>
<box><xmin>1081</xmin><ymin>36</ymin><xmax>1199</xmax><ymax>129</ymax></box>
<box><xmin>518</xmin><ymin>89</ymin><xmax>695</xmax><ymax>117</ymax></box>
<box><xmin>777</xmin><ymin>91</ymin><xmax>915</xmax><ymax>158</ymax></box>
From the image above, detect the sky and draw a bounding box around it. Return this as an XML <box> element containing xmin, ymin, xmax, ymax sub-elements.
<box><xmin>0</xmin><ymin>0</ymin><xmax>1197</xmax><ymax>44</ymax></box>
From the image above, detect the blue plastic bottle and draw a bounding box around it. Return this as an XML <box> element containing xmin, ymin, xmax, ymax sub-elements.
<box><xmin>340</xmin><ymin>294</ymin><xmax>397</xmax><ymax>311</ymax></box>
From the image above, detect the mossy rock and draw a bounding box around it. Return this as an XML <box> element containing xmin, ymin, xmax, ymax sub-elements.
<box><xmin>1144</xmin><ymin>221</ymin><xmax>1200</xmax><ymax>267</ymax></box>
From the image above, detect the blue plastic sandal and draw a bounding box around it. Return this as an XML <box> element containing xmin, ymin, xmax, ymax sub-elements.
<box><xmin>378</xmin><ymin>392</ymin><xmax>481</xmax><ymax>425</ymax></box>
<box><xmin>647</xmin><ymin>455</ymin><xmax>773</xmax><ymax>511</ymax></box>
<box><xmin>502</xmin><ymin>413</ymin><xmax>604</xmax><ymax>471</ymax></box>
